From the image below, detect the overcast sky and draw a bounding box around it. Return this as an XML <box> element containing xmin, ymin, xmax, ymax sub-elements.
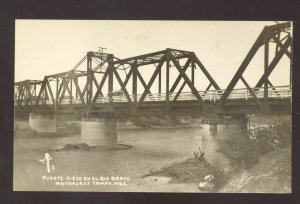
<box><xmin>15</xmin><ymin>20</ymin><xmax>291</xmax><ymax>90</ymax></box>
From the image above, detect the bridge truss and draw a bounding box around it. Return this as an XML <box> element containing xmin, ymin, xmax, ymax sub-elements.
<box><xmin>218</xmin><ymin>22</ymin><xmax>292</xmax><ymax>111</ymax></box>
<box><xmin>14</xmin><ymin>22</ymin><xmax>292</xmax><ymax>116</ymax></box>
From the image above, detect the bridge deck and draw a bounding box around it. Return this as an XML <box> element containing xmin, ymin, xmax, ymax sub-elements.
<box><xmin>14</xmin><ymin>85</ymin><xmax>291</xmax><ymax>116</ymax></box>
<box><xmin>15</xmin><ymin>85</ymin><xmax>291</xmax><ymax>106</ymax></box>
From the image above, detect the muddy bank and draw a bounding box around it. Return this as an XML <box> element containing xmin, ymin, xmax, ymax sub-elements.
<box><xmin>220</xmin><ymin>148</ymin><xmax>291</xmax><ymax>193</ymax></box>
<box><xmin>144</xmin><ymin>148</ymin><xmax>291</xmax><ymax>193</ymax></box>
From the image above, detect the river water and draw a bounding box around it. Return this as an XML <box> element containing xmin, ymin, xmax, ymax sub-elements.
<box><xmin>14</xmin><ymin>126</ymin><xmax>205</xmax><ymax>192</ymax></box>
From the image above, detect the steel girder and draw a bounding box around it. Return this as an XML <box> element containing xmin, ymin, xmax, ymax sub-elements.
<box><xmin>14</xmin><ymin>48</ymin><xmax>220</xmax><ymax>115</ymax></box>
<box><xmin>91</xmin><ymin>48</ymin><xmax>220</xmax><ymax>110</ymax></box>
<box><xmin>217</xmin><ymin>22</ymin><xmax>292</xmax><ymax>112</ymax></box>
<box><xmin>14</xmin><ymin>80</ymin><xmax>43</xmax><ymax>108</ymax></box>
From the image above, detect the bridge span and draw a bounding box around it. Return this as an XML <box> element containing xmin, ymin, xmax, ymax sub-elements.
<box><xmin>15</xmin><ymin>85</ymin><xmax>291</xmax><ymax>116</ymax></box>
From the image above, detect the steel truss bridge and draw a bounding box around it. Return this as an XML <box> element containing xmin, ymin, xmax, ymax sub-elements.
<box><xmin>14</xmin><ymin>22</ymin><xmax>292</xmax><ymax>118</ymax></box>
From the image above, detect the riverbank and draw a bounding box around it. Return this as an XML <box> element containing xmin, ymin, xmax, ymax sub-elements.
<box><xmin>143</xmin><ymin>147</ymin><xmax>291</xmax><ymax>193</ymax></box>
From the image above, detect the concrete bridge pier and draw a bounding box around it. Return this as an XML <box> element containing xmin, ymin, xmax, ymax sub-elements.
<box><xmin>29</xmin><ymin>112</ymin><xmax>57</xmax><ymax>133</ymax></box>
<box><xmin>202</xmin><ymin>116</ymin><xmax>248</xmax><ymax>172</ymax></box>
<box><xmin>81</xmin><ymin>117</ymin><xmax>117</xmax><ymax>147</ymax></box>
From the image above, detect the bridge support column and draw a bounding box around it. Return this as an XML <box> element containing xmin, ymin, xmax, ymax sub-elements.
<box><xmin>202</xmin><ymin>116</ymin><xmax>248</xmax><ymax>172</ymax></box>
<box><xmin>29</xmin><ymin>113</ymin><xmax>57</xmax><ymax>133</ymax></box>
<box><xmin>209</xmin><ymin>124</ymin><xmax>217</xmax><ymax>136</ymax></box>
<box><xmin>81</xmin><ymin>118</ymin><xmax>117</xmax><ymax>147</ymax></box>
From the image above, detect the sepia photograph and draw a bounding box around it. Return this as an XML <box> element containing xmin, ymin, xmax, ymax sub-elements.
<box><xmin>13</xmin><ymin>20</ymin><xmax>292</xmax><ymax>193</ymax></box>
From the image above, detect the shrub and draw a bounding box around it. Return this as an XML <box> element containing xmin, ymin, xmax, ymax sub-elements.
<box><xmin>217</xmin><ymin>134</ymin><xmax>260</xmax><ymax>170</ymax></box>
<box><xmin>218</xmin><ymin>122</ymin><xmax>292</xmax><ymax>170</ymax></box>
<box><xmin>249</xmin><ymin>123</ymin><xmax>291</xmax><ymax>155</ymax></box>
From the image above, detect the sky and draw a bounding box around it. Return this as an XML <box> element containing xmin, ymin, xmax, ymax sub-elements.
<box><xmin>15</xmin><ymin>20</ymin><xmax>292</xmax><ymax>92</ymax></box>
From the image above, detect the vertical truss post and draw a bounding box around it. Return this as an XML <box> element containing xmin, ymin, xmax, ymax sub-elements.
<box><xmin>23</xmin><ymin>86</ymin><xmax>26</xmax><ymax>105</ymax></box>
<box><xmin>44</xmin><ymin>81</ymin><xmax>49</xmax><ymax>105</ymax></box>
<box><xmin>132</xmin><ymin>62</ymin><xmax>137</xmax><ymax>103</ymax></box>
<box><xmin>166</xmin><ymin>59</ymin><xmax>170</xmax><ymax>103</ymax></box>
<box><xmin>42</xmin><ymin>83</ymin><xmax>45</xmax><ymax>105</ymax></box>
<box><xmin>86</xmin><ymin>52</ymin><xmax>93</xmax><ymax>105</ymax></box>
<box><xmin>56</xmin><ymin>76</ymin><xmax>58</xmax><ymax>110</ymax></box>
<box><xmin>158</xmin><ymin>65</ymin><xmax>161</xmax><ymax>94</ymax></box>
<box><xmin>34</xmin><ymin>84</ymin><xmax>36</xmax><ymax>98</ymax></box>
<box><xmin>24</xmin><ymin>87</ymin><xmax>28</xmax><ymax>106</ymax></box>
<box><xmin>264</xmin><ymin>41</ymin><xmax>269</xmax><ymax>107</ymax></box>
<box><xmin>191</xmin><ymin>61</ymin><xmax>195</xmax><ymax>85</ymax></box>
<box><xmin>70</xmin><ymin>74</ymin><xmax>73</xmax><ymax>105</ymax></box>
<box><xmin>108</xmin><ymin>54</ymin><xmax>114</xmax><ymax>104</ymax></box>
<box><xmin>26</xmin><ymin>86</ymin><xmax>30</xmax><ymax>106</ymax></box>
<box><xmin>76</xmin><ymin>83</ymin><xmax>78</xmax><ymax>99</ymax></box>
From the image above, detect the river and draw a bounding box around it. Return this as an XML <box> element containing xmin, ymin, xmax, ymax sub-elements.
<box><xmin>14</xmin><ymin>126</ymin><xmax>204</xmax><ymax>192</ymax></box>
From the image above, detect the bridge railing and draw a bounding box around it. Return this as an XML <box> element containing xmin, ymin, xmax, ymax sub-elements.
<box><xmin>224</xmin><ymin>85</ymin><xmax>291</xmax><ymax>100</ymax></box>
<box><xmin>14</xmin><ymin>85</ymin><xmax>291</xmax><ymax>106</ymax></box>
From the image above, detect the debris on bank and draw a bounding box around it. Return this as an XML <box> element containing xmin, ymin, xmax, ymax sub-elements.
<box><xmin>56</xmin><ymin>143</ymin><xmax>92</xmax><ymax>150</ymax></box>
<box><xmin>54</xmin><ymin>143</ymin><xmax>133</xmax><ymax>152</ymax></box>
<box><xmin>198</xmin><ymin>174</ymin><xmax>215</xmax><ymax>191</ymax></box>
<box><xmin>143</xmin><ymin>157</ymin><xmax>226</xmax><ymax>191</ymax></box>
